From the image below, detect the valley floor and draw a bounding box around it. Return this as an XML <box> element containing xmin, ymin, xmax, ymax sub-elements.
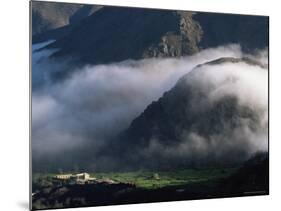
<box><xmin>32</xmin><ymin>159</ymin><xmax>268</xmax><ymax>210</ymax></box>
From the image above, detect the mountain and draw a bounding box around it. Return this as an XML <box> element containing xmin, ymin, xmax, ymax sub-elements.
<box><xmin>31</xmin><ymin>1</ymin><xmax>102</xmax><ymax>36</ymax></box>
<box><xmin>221</xmin><ymin>152</ymin><xmax>269</xmax><ymax>193</ymax></box>
<box><xmin>197</xmin><ymin>57</ymin><xmax>268</xmax><ymax>69</ymax></box>
<box><xmin>193</xmin><ymin>12</ymin><xmax>269</xmax><ymax>52</ymax></box>
<box><xmin>102</xmin><ymin>57</ymin><xmax>268</xmax><ymax>170</ymax></box>
<box><xmin>32</xmin><ymin>1</ymin><xmax>82</xmax><ymax>35</ymax></box>
<box><xmin>43</xmin><ymin>7</ymin><xmax>202</xmax><ymax>65</ymax></box>
<box><xmin>31</xmin><ymin>4</ymin><xmax>268</xmax><ymax>172</ymax></box>
<box><xmin>34</xmin><ymin>6</ymin><xmax>268</xmax><ymax>66</ymax></box>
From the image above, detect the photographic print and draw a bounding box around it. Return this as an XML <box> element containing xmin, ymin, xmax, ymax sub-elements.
<box><xmin>31</xmin><ymin>1</ymin><xmax>269</xmax><ymax>210</ymax></box>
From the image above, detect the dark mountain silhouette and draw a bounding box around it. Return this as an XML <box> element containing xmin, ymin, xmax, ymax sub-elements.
<box><xmin>221</xmin><ymin>152</ymin><xmax>269</xmax><ymax>193</ymax></box>
<box><xmin>197</xmin><ymin>57</ymin><xmax>268</xmax><ymax>69</ymax></box>
<box><xmin>193</xmin><ymin>12</ymin><xmax>269</xmax><ymax>52</ymax></box>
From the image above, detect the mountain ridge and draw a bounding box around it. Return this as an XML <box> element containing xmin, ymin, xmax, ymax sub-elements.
<box><xmin>101</xmin><ymin>57</ymin><xmax>268</xmax><ymax>170</ymax></box>
<box><xmin>32</xmin><ymin>6</ymin><xmax>268</xmax><ymax>67</ymax></box>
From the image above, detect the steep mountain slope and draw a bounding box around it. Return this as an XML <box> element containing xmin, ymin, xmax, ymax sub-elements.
<box><xmin>193</xmin><ymin>12</ymin><xmax>269</xmax><ymax>52</ymax></box>
<box><xmin>35</xmin><ymin>6</ymin><xmax>268</xmax><ymax>66</ymax></box>
<box><xmin>32</xmin><ymin>1</ymin><xmax>82</xmax><ymax>35</ymax></box>
<box><xmin>31</xmin><ymin>1</ymin><xmax>102</xmax><ymax>35</ymax></box>
<box><xmin>104</xmin><ymin>57</ymin><xmax>268</xmax><ymax>170</ymax></box>
<box><xmin>221</xmin><ymin>152</ymin><xmax>269</xmax><ymax>193</ymax></box>
<box><xmin>44</xmin><ymin>7</ymin><xmax>202</xmax><ymax>65</ymax></box>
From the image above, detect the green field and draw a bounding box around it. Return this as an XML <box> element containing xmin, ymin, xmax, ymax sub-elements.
<box><xmin>33</xmin><ymin>168</ymin><xmax>238</xmax><ymax>192</ymax></box>
<box><xmin>90</xmin><ymin>168</ymin><xmax>238</xmax><ymax>189</ymax></box>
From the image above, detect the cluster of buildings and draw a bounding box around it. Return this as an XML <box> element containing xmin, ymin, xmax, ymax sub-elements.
<box><xmin>52</xmin><ymin>172</ymin><xmax>96</xmax><ymax>184</ymax></box>
<box><xmin>52</xmin><ymin>172</ymin><xmax>117</xmax><ymax>185</ymax></box>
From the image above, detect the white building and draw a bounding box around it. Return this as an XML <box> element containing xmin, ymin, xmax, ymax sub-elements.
<box><xmin>53</xmin><ymin>172</ymin><xmax>96</xmax><ymax>184</ymax></box>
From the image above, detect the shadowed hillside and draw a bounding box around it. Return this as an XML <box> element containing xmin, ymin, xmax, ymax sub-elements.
<box><xmin>33</xmin><ymin>6</ymin><xmax>268</xmax><ymax>67</ymax></box>
<box><xmin>32</xmin><ymin>1</ymin><xmax>102</xmax><ymax>35</ymax></box>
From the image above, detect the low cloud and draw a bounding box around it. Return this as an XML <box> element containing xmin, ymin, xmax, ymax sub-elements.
<box><xmin>32</xmin><ymin>44</ymin><xmax>268</xmax><ymax>171</ymax></box>
<box><xmin>128</xmin><ymin>58</ymin><xmax>268</xmax><ymax>169</ymax></box>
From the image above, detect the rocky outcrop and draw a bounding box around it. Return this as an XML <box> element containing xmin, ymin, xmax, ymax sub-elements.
<box><xmin>43</xmin><ymin>7</ymin><xmax>202</xmax><ymax>65</ymax></box>
<box><xmin>143</xmin><ymin>12</ymin><xmax>202</xmax><ymax>57</ymax></box>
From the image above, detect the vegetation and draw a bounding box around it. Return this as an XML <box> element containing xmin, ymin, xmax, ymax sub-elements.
<box><xmin>90</xmin><ymin>168</ymin><xmax>237</xmax><ymax>189</ymax></box>
<box><xmin>32</xmin><ymin>155</ymin><xmax>268</xmax><ymax>210</ymax></box>
<box><xmin>33</xmin><ymin>167</ymin><xmax>238</xmax><ymax>192</ymax></box>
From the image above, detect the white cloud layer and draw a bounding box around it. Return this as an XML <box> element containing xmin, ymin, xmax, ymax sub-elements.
<box><xmin>32</xmin><ymin>44</ymin><xmax>268</xmax><ymax>170</ymax></box>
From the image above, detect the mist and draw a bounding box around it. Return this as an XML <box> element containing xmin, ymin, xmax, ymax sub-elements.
<box><xmin>132</xmin><ymin>61</ymin><xmax>268</xmax><ymax>169</ymax></box>
<box><xmin>32</xmin><ymin>43</ymin><xmax>268</xmax><ymax>171</ymax></box>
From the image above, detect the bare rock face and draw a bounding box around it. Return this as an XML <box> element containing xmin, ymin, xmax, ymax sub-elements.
<box><xmin>42</xmin><ymin>7</ymin><xmax>204</xmax><ymax>65</ymax></box>
<box><xmin>32</xmin><ymin>7</ymin><xmax>204</xmax><ymax>65</ymax></box>
<box><xmin>143</xmin><ymin>12</ymin><xmax>202</xmax><ymax>57</ymax></box>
